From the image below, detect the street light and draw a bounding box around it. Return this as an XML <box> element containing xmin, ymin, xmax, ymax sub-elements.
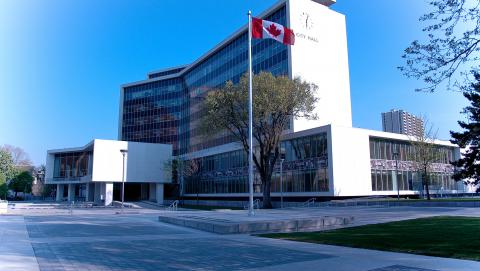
<box><xmin>280</xmin><ymin>158</ymin><xmax>284</xmax><ymax>208</ymax></box>
<box><xmin>120</xmin><ymin>149</ymin><xmax>128</xmax><ymax>210</ymax></box>
<box><xmin>393</xmin><ymin>148</ymin><xmax>400</xmax><ymax>200</ymax></box>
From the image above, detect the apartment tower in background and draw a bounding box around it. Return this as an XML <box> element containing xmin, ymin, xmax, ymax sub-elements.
<box><xmin>382</xmin><ymin>109</ymin><xmax>424</xmax><ymax>137</ymax></box>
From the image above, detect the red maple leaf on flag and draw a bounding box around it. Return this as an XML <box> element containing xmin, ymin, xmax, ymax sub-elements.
<box><xmin>266</xmin><ymin>23</ymin><xmax>282</xmax><ymax>37</ymax></box>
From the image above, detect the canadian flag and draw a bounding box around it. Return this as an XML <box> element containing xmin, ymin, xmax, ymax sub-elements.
<box><xmin>252</xmin><ymin>17</ymin><xmax>295</xmax><ymax>45</ymax></box>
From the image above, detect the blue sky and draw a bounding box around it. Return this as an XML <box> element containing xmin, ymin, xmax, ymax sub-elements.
<box><xmin>0</xmin><ymin>0</ymin><xmax>468</xmax><ymax>165</ymax></box>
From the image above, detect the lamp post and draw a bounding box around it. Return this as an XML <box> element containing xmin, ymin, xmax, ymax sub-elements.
<box><xmin>393</xmin><ymin>150</ymin><xmax>400</xmax><ymax>200</ymax></box>
<box><xmin>280</xmin><ymin>158</ymin><xmax>284</xmax><ymax>208</ymax></box>
<box><xmin>120</xmin><ymin>149</ymin><xmax>128</xmax><ymax>210</ymax></box>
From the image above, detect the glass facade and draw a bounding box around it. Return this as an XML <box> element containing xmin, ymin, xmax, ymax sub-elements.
<box><xmin>121</xmin><ymin>77</ymin><xmax>187</xmax><ymax>155</ymax></box>
<box><xmin>184</xmin><ymin>133</ymin><xmax>329</xmax><ymax>195</ymax></box>
<box><xmin>369</xmin><ymin>137</ymin><xmax>457</xmax><ymax>191</ymax></box>
<box><xmin>121</xmin><ymin>5</ymin><xmax>289</xmax><ymax>155</ymax></box>
<box><xmin>53</xmin><ymin>152</ymin><xmax>92</xmax><ymax>179</ymax></box>
<box><xmin>184</xmin><ymin>6</ymin><xmax>289</xmax><ymax>153</ymax></box>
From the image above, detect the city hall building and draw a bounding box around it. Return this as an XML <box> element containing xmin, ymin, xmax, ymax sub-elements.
<box><xmin>46</xmin><ymin>0</ymin><xmax>463</xmax><ymax>205</ymax></box>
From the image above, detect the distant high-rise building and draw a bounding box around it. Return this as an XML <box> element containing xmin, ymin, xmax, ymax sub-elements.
<box><xmin>382</xmin><ymin>109</ymin><xmax>424</xmax><ymax>137</ymax></box>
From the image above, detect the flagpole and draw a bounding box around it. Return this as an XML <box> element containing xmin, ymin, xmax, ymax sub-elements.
<box><xmin>247</xmin><ymin>10</ymin><xmax>254</xmax><ymax>216</ymax></box>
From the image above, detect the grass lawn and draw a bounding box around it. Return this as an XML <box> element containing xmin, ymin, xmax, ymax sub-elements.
<box><xmin>382</xmin><ymin>198</ymin><xmax>480</xmax><ymax>202</ymax></box>
<box><xmin>260</xmin><ymin>216</ymin><xmax>480</xmax><ymax>261</ymax></box>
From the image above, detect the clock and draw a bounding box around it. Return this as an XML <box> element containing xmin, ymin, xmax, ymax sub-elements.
<box><xmin>300</xmin><ymin>12</ymin><xmax>313</xmax><ymax>30</ymax></box>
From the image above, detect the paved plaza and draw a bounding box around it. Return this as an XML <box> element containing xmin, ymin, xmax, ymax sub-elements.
<box><xmin>1</xmin><ymin>203</ymin><xmax>480</xmax><ymax>270</ymax></box>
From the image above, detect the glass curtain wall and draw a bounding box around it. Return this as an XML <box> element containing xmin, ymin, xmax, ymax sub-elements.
<box><xmin>369</xmin><ymin>137</ymin><xmax>457</xmax><ymax>191</ymax></box>
<box><xmin>183</xmin><ymin>5</ymin><xmax>289</xmax><ymax>153</ymax></box>
<box><xmin>122</xmin><ymin>77</ymin><xmax>187</xmax><ymax>155</ymax></box>
<box><xmin>184</xmin><ymin>133</ymin><xmax>329</xmax><ymax>195</ymax></box>
<box><xmin>53</xmin><ymin>152</ymin><xmax>91</xmax><ymax>179</ymax></box>
<box><xmin>121</xmin><ymin>5</ymin><xmax>290</xmax><ymax>155</ymax></box>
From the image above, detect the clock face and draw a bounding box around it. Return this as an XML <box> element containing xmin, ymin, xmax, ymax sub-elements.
<box><xmin>300</xmin><ymin>12</ymin><xmax>313</xmax><ymax>30</ymax></box>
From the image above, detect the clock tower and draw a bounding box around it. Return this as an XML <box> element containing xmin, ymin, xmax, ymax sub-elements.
<box><xmin>286</xmin><ymin>0</ymin><xmax>353</xmax><ymax>131</ymax></box>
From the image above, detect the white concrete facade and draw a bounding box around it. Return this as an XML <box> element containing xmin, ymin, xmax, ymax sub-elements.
<box><xmin>181</xmin><ymin>124</ymin><xmax>462</xmax><ymax>198</ymax></box>
<box><xmin>288</xmin><ymin>0</ymin><xmax>352</xmax><ymax>130</ymax></box>
<box><xmin>46</xmin><ymin>139</ymin><xmax>172</xmax><ymax>205</ymax></box>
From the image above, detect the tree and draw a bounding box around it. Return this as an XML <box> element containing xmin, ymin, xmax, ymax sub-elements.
<box><xmin>201</xmin><ymin>72</ymin><xmax>318</xmax><ymax>208</ymax></box>
<box><xmin>0</xmin><ymin>173</ymin><xmax>7</xmax><ymax>200</ymax></box>
<box><xmin>0</xmin><ymin>149</ymin><xmax>16</xmax><ymax>180</ymax></box>
<box><xmin>400</xmin><ymin>0</ymin><xmax>480</xmax><ymax>92</ymax></box>
<box><xmin>409</xmin><ymin>119</ymin><xmax>442</xmax><ymax>200</ymax></box>
<box><xmin>164</xmin><ymin>158</ymin><xmax>200</xmax><ymax>200</ymax></box>
<box><xmin>8</xmin><ymin>171</ymin><xmax>33</xmax><ymax>199</ymax></box>
<box><xmin>0</xmin><ymin>145</ymin><xmax>32</xmax><ymax>167</ymax></box>
<box><xmin>450</xmin><ymin>72</ymin><xmax>480</xmax><ymax>186</ymax></box>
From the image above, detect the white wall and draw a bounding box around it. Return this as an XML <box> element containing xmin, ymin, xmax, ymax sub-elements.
<box><xmin>329</xmin><ymin>126</ymin><xmax>459</xmax><ymax>197</ymax></box>
<box><xmin>125</xmin><ymin>141</ymin><xmax>172</xmax><ymax>183</ymax></box>
<box><xmin>329</xmin><ymin>126</ymin><xmax>372</xmax><ymax>196</ymax></box>
<box><xmin>288</xmin><ymin>0</ymin><xmax>352</xmax><ymax>131</ymax></box>
<box><xmin>91</xmin><ymin>140</ymin><xmax>128</xmax><ymax>183</ymax></box>
<box><xmin>45</xmin><ymin>153</ymin><xmax>55</xmax><ymax>180</ymax></box>
<box><xmin>90</xmin><ymin>139</ymin><xmax>172</xmax><ymax>183</ymax></box>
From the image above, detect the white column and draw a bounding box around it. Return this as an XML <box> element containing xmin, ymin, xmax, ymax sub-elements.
<box><xmin>149</xmin><ymin>183</ymin><xmax>156</xmax><ymax>202</ymax></box>
<box><xmin>104</xmin><ymin>183</ymin><xmax>113</xmax><ymax>206</ymax></box>
<box><xmin>67</xmin><ymin>184</ymin><xmax>75</xmax><ymax>202</ymax></box>
<box><xmin>56</xmin><ymin>184</ymin><xmax>64</xmax><ymax>202</ymax></box>
<box><xmin>156</xmin><ymin>183</ymin><xmax>164</xmax><ymax>205</ymax></box>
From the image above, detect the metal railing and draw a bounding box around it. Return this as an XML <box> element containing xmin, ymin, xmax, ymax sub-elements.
<box><xmin>302</xmin><ymin>198</ymin><xmax>316</xmax><ymax>208</ymax></box>
<box><xmin>167</xmin><ymin>200</ymin><xmax>179</xmax><ymax>211</ymax></box>
<box><xmin>244</xmin><ymin>199</ymin><xmax>261</xmax><ymax>210</ymax></box>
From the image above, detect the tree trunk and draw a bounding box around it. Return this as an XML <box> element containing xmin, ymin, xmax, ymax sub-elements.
<box><xmin>424</xmin><ymin>171</ymin><xmax>431</xmax><ymax>200</ymax></box>
<box><xmin>262</xmin><ymin>179</ymin><xmax>273</xmax><ymax>209</ymax></box>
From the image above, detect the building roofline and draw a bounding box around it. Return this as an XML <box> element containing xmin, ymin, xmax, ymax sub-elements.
<box><xmin>120</xmin><ymin>0</ymin><xmax>287</xmax><ymax>89</ymax></box>
<box><xmin>176</xmin><ymin>0</ymin><xmax>286</xmax><ymax>76</ymax></box>
<box><xmin>47</xmin><ymin>140</ymin><xmax>96</xmax><ymax>154</ymax></box>
<box><xmin>146</xmin><ymin>64</ymin><xmax>189</xmax><ymax>78</ymax></box>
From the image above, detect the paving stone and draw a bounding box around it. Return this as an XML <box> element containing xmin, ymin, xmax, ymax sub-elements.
<box><xmin>369</xmin><ymin>265</ymin><xmax>439</xmax><ymax>271</ymax></box>
<box><xmin>32</xmin><ymin>238</ymin><xmax>330</xmax><ymax>271</ymax></box>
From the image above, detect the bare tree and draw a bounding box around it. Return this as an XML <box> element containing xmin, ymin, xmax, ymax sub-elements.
<box><xmin>400</xmin><ymin>0</ymin><xmax>480</xmax><ymax>92</ymax></box>
<box><xmin>0</xmin><ymin>145</ymin><xmax>32</xmax><ymax>167</ymax></box>
<box><xmin>408</xmin><ymin>118</ymin><xmax>442</xmax><ymax>200</ymax></box>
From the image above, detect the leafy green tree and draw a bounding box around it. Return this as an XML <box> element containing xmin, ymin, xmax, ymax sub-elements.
<box><xmin>9</xmin><ymin>171</ymin><xmax>33</xmax><ymax>199</ymax></box>
<box><xmin>400</xmin><ymin>0</ymin><xmax>480</xmax><ymax>92</ymax></box>
<box><xmin>0</xmin><ymin>173</ymin><xmax>7</xmax><ymax>200</ymax></box>
<box><xmin>42</xmin><ymin>184</ymin><xmax>55</xmax><ymax>198</ymax></box>
<box><xmin>202</xmin><ymin>72</ymin><xmax>318</xmax><ymax>208</ymax></box>
<box><xmin>451</xmin><ymin>72</ymin><xmax>480</xmax><ymax>186</ymax></box>
<box><xmin>0</xmin><ymin>149</ymin><xmax>16</xmax><ymax>180</ymax></box>
<box><xmin>164</xmin><ymin>158</ymin><xmax>199</xmax><ymax>199</ymax></box>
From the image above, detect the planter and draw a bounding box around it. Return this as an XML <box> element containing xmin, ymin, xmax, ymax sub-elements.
<box><xmin>0</xmin><ymin>201</ymin><xmax>7</xmax><ymax>214</ymax></box>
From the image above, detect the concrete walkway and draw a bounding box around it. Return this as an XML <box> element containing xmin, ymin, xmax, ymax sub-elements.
<box><xmin>0</xmin><ymin>216</ymin><xmax>39</xmax><ymax>271</ymax></box>
<box><xmin>1</xmin><ymin>204</ymin><xmax>480</xmax><ymax>270</ymax></box>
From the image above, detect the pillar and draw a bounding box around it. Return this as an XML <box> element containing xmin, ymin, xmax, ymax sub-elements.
<box><xmin>156</xmin><ymin>183</ymin><xmax>164</xmax><ymax>205</ymax></box>
<box><xmin>85</xmin><ymin>183</ymin><xmax>95</xmax><ymax>202</ymax></box>
<box><xmin>104</xmin><ymin>183</ymin><xmax>113</xmax><ymax>206</ymax></box>
<box><xmin>148</xmin><ymin>183</ymin><xmax>156</xmax><ymax>202</ymax></box>
<box><xmin>140</xmin><ymin>183</ymin><xmax>147</xmax><ymax>200</ymax></box>
<box><xmin>94</xmin><ymin>182</ymin><xmax>102</xmax><ymax>204</ymax></box>
<box><xmin>67</xmin><ymin>184</ymin><xmax>75</xmax><ymax>202</ymax></box>
<box><xmin>56</xmin><ymin>184</ymin><xmax>64</xmax><ymax>202</ymax></box>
